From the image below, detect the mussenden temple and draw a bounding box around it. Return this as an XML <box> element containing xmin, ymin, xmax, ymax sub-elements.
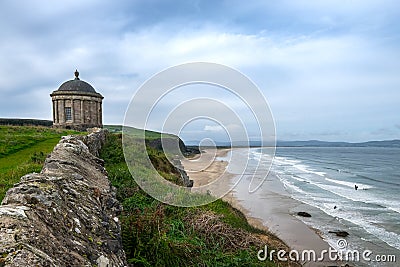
<box><xmin>50</xmin><ymin>70</ymin><xmax>103</xmax><ymax>131</ymax></box>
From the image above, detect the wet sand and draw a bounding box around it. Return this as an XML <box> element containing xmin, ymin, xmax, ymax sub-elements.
<box><xmin>182</xmin><ymin>148</ymin><xmax>339</xmax><ymax>267</ymax></box>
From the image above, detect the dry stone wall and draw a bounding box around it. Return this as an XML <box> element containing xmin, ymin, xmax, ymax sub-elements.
<box><xmin>0</xmin><ymin>128</ymin><xmax>127</xmax><ymax>266</ymax></box>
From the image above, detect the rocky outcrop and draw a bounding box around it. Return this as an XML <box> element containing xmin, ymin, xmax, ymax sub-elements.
<box><xmin>329</xmin><ymin>230</ymin><xmax>349</xmax><ymax>237</ymax></box>
<box><xmin>297</xmin><ymin>211</ymin><xmax>312</xmax><ymax>217</ymax></box>
<box><xmin>172</xmin><ymin>159</ymin><xmax>194</xmax><ymax>188</ymax></box>
<box><xmin>0</xmin><ymin>129</ymin><xmax>127</xmax><ymax>266</ymax></box>
<box><xmin>147</xmin><ymin>137</ymin><xmax>193</xmax><ymax>187</ymax></box>
<box><xmin>80</xmin><ymin>128</ymin><xmax>108</xmax><ymax>157</ymax></box>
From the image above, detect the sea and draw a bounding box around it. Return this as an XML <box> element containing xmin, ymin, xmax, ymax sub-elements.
<box><xmin>250</xmin><ymin>146</ymin><xmax>400</xmax><ymax>266</ymax></box>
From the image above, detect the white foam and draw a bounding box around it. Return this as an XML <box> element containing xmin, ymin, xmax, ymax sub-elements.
<box><xmin>276</xmin><ymin>174</ymin><xmax>308</xmax><ymax>195</ymax></box>
<box><xmin>292</xmin><ymin>176</ymin><xmax>308</xmax><ymax>183</ymax></box>
<box><xmin>325</xmin><ymin>177</ymin><xmax>374</xmax><ymax>190</ymax></box>
<box><xmin>345</xmin><ymin>216</ymin><xmax>400</xmax><ymax>250</ymax></box>
<box><xmin>388</xmin><ymin>206</ymin><xmax>400</xmax><ymax>214</ymax></box>
<box><xmin>293</xmin><ymin>164</ymin><xmax>326</xmax><ymax>177</ymax></box>
<box><xmin>275</xmin><ymin>167</ymin><xmax>397</xmax><ymax>217</ymax></box>
<box><xmin>315</xmin><ymin>183</ymin><xmax>400</xmax><ymax>216</ymax></box>
<box><xmin>283</xmin><ymin>173</ymin><xmax>326</xmax><ymax>191</ymax></box>
<box><xmin>287</xmin><ymin>189</ymin><xmax>400</xmax><ymax>251</ymax></box>
<box><xmin>316</xmin><ymin>183</ymin><xmax>371</xmax><ymax>203</ymax></box>
<box><xmin>273</xmin><ymin>156</ymin><xmax>326</xmax><ymax>177</ymax></box>
<box><xmin>273</xmin><ymin>156</ymin><xmax>302</xmax><ymax>166</ymax></box>
<box><xmin>288</xmin><ymin>181</ymin><xmax>400</xmax><ymax>249</ymax></box>
<box><xmin>251</xmin><ymin>152</ymin><xmax>262</xmax><ymax>161</ymax></box>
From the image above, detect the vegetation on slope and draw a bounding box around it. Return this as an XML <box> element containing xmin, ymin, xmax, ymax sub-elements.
<box><xmin>0</xmin><ymin>126</ymin><xmax>82</xmax><ymax>201</ymax></box>
<box><xmin>100</xmin><ymin>133</ymin><xmax>291</xmax><ymax>266</ymax></box>
<box><xmin>0</xmin><ymin>118</ymin><xmax>53</xmax><ymax>127</ymax></box>
<box><xmin>104</xmin><ymin>125</ymin><xmax>173</xmax><ymax>140</ymax></box>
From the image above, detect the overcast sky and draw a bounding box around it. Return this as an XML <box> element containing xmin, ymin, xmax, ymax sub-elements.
<box><xmin>0</xmin><ymin>0</ymin><xmax>399</xmax><ymax>142</ymax></box>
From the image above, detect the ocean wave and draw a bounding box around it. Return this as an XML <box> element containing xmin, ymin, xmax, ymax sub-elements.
<box><xmin>276</xmin><ymin>174</ymin><xmax>308</xmax><ymax>195</ymax></box>
<box><xmin>273</xmin><ymin>156</ymin><xmax>301</xmax><ymax>165</ymax></box>
<box><xmin>266</xmin><ymin>148</ymin><xmax>400</xmax><ymax>254</ymax></box>
<box><xmin>273</xmin><ymin>163</ymin><xmax>400</xmax><ymax>218</ymax></box>
<box><xmin>293</xmin><ymin>164</ymin><xmax>326</xmax><ymax>177</ymax></box>
<box><xmin>346</xmin><ymin>217</ymin><xmax>400</xmax><ymax>251</ymax></box>
<box><xmin>324</xmin><ymin>166</ymin><xmax>352</xmax><ymax>174</ymax></box>
<box><xmin>286</xmin><ymin>185</ymin><xmax>400</xmax><ymax>251</ymax></box>
<box><xmin>300</xmin><ymin>199</ymin><xmax>400</xmax><ymax>252</ymax></box>
<box><xmin>356</xmin><ymin>174</ymin><xmax>400</xmax><ymax>187</ymax></box>
<box><xmin>273</xmin><ymin>156</ymin><xmax>326</xmax><ymax>177</ymax></box>
<box><xmin>309</xmin><ymin>183</ymin><xmax>400</xmax><ymax>218</ymax></box>
<box><xmin>316</xmin><ymin>183</ymin><xmax>374</xmax><ymax>203</ymax></box>
<box><xmin>325</xmin><ymin>177</ymin><xmax>374</xmax><ymax>190</ymax></box>
<box><xmin>388</xmin><ymin>206</ymin><xmax>400</xmax><ymax>214</ymax></box>
<box><xmin>291</xmin><ymin>175</ymin><xmax>309</xmax><ymax>183</ymax></box>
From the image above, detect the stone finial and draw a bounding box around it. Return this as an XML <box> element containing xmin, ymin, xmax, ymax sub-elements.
<box><xmin>74</xmin><ymin>69</ymin><xmax>80</xmax><ymax>80</ymax></box>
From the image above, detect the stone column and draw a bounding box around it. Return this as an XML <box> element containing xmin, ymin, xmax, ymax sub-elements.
<box><xmin>59</xmin><ymin>99</ymin><xmax>65</xmax><ymax>123</ymax></box>
<box><xmin>57</xmin><ymin>99</ymin><xmax>61</xmax><ymax>124</ymax></box>
<box><xmin>82</xmin><ymin>100</ymin><xmax>86</xmax><ymax>124</ymax></box>
<box><xmin>96</xmin><ymin>101</ymin><xmax>100</xmax><ymax>125</ymax></box>
<box><xmin>90</xmin><ymin>99</ymin><xmax>96</xmax><ymax>127</ymax></box>
<box><xmin>93</xmin><ymin>101</ymin><xmax>97</xmax><ymax>125</ymax></box>
<box><xmin>55</xmin><ymin>100</ymin><xmax>58</xmax><ymax>124</ymax></box>
<box><xmin>71</xmin><ymin>98</ymin><xmax>74</xmax><ymax>123</ymax></box>
<box><xmin>88</xmin><ymin>100</ymin><xmax>93</xmax><ymax>124</ymax></box>
<box><xmin>52</xmin><ymin>100</ymin><xmax>55</xmax><ymax>123</ymax></box>
<box><xmin>99</xmin><ymin>100</ymin><xmax>103</xmax><ymax>126</ymax></box>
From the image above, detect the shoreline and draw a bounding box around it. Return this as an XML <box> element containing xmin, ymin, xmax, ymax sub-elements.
<box><xmin>182</xmin><ymin>148</ymin><xmax>338</xmax><ymax>267</ymax></box>
<box><xmin>181</xmin><ymin>148</ymin><xmax>231</xmax><ymax>187</ymax></box>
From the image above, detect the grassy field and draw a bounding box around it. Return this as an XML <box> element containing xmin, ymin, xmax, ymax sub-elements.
<box><xmin>104</xmin><ymin>125</ymin><xmax>175</xmax><ymax>140</ymax></box>
<box><xmin>101</xmin><ymin>133</ymin><xmax>286</xmax><ymax>266</ymax></box>
<box><xmin>0</xmin><ymin>126</ymin><xmax>82</xmax><ymax>201</ymax></box>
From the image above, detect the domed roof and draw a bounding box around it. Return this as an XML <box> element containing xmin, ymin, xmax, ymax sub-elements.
<box><xmin>57</xmin><ymin>70</ymin><xmax>97</xmax><ymax>93</ymax></box>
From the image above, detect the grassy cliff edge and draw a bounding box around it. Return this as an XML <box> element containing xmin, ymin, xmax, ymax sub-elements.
<box><xmin>101</xmin><ymin>132</ymin><xmax>295</xmax><ymax>266</ymax></box>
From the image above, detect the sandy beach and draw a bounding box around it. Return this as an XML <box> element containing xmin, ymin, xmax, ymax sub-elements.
<box><xmin>181</xmin><ymin>148</ymin><xmax>231</xmax><ymax>187</ymax></box>
<box><xmin>182</xmin><ymin>148</ymin><xmax>339</xmax><ymax>267</ymax></box>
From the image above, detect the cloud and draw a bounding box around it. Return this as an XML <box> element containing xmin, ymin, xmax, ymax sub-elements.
<box><xmin>204</xmin><ymin>125</ymin><xmax>224</xmax><ymax>132</ymax></box>
<box><xmin>371</xmin><ymin>128</ymin><xmax>394</xmax><ymax>136</ymax></box>
<box><xmin>0</xmin><ymin>1</ymin><xmax>399</xmax><ymax>142</ymax></box>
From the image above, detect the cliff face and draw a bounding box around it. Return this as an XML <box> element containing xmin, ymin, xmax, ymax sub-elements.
<box><xmin>146</xmin><ymin>137</ymin><xmax>193</xmax><ymax>187</ymax></box>
<box><xmin>0</xmin><ymin>129</ymin><xmax>127</xmax><ymax>266</ymax></box>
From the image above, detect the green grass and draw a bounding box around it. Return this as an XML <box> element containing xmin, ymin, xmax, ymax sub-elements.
<box><xmin>104</xmin><ymin>125</ymin><xmax>177</xmax><ymax>140</ymax></box>
<box><xmin>100</xmin><ymin>133</ymin><xmax>280</xmax><ymax>267</ymax></box>
<box><xmin>0</xmin><ymin>126</ymin><xmax>82</xmax><ymax>201</ymax></box>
